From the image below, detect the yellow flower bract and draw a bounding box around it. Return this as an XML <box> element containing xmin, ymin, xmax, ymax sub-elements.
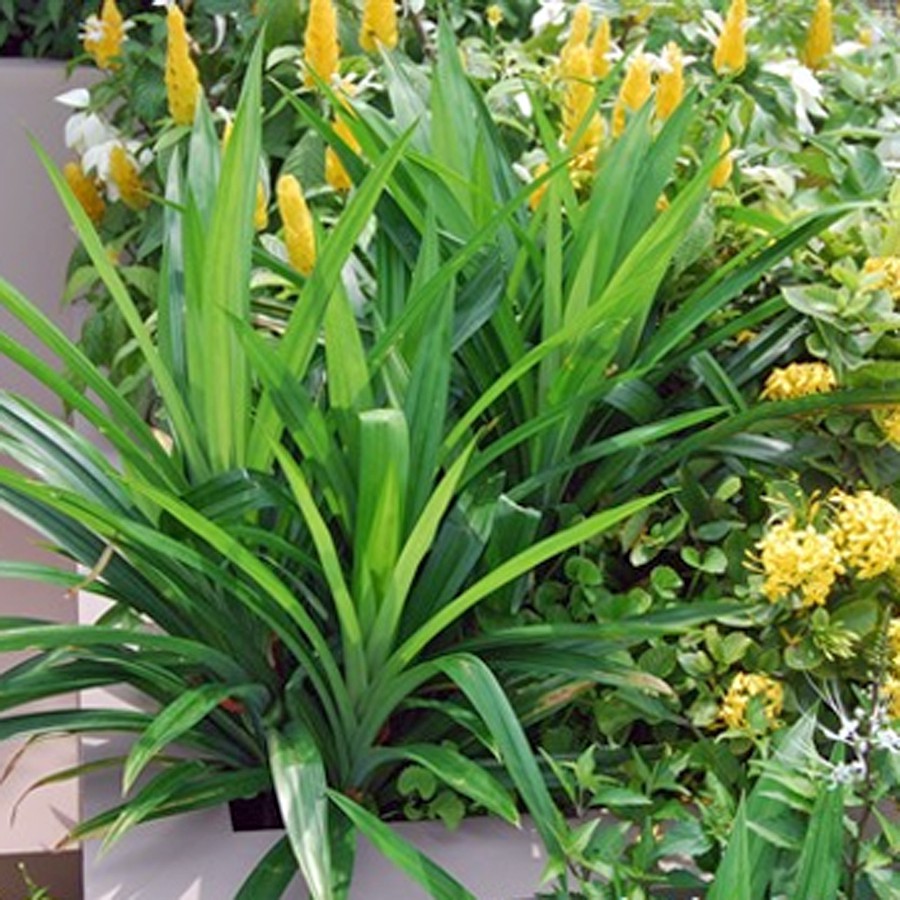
<box><xmin>83</xmin><ymin>0</ymin><xmax>126</xmax><ymax>70</ymax></box>
<box><xmin>831</xmin><ymin>490</ymin><xmax>900</xmax><ymax>580</ymax></box>
<box><xmin>64</xmin><ymin>162</ymin><xmax>106</xmax><ymax>224</ymax></box>
<box><xmin>562</xmin><ymin>45</ymin><xmax>604</xmax><ymax>154</ymax></box>
<box><xmin>305</xmin><ymin>0</ymin><xmax>340</xmax><ymax>87</ymax></box>
<box><xmin>486</xmin><ymin>5</ymin><xmax>503</xmax><ymax>28</ymax></box>
<box><xmin>325</xmin><ymin>116</ymin><xmax>359</xmax><ymax>193</ymax></box>
<box><xmin>655</xmin><ymin>42</ymin><xmax>684</xmax><ymax>121</ymax></box>
<box><xmin>109</xmin><ymin>145</ymin><xmax>148</xmax><ymax>211</ymax></box>
<box><xmin>710</xmin><ymin>132</ymin><xmax>734</xmax><ymax>189</ymax></box>
<box><xmin>803</xmin><ymin>0</ymin><xmax>833</xmax><ymax>71</ymax></box>
<box><xmin>590</xmin><ymin>17</ymin><xmax>612</xmax><ymax>78</ymax></box>
<box><xmin>165</xmin><ymin>5</ymin><xmax>201</xmax><ymax>127</ymax></box>
<box><xmin>756</xmin><ymin>519</ymin><xmax>844</xmax><ymax>607</ymax></box>
<box><xmin>760</xmin><ymin>361</ymin><xmax>836</xmax><ymax>401</ymax></box>
<box><xmin>277</xmin><ymin>174</ymin><xmax>316</xmax><ymax>276</ymax></box>
<box><xmin>714</xmin><ymin>0</ymin><xmax>747</xmax><ymax>75</ymax></box>
<box><xmin>720</xmin><ymin>672</ymin><xmax>784</xmax><ymax>731</ymax></box>
<box><xmin>360</xmin><ymin>0</ymin><xmax>399</xmax><ymax>53</ymax></box>
<box><xmin>613</xmin><ymin>53</ymin><xmax>652</xmax><ymax>137</ymax></box>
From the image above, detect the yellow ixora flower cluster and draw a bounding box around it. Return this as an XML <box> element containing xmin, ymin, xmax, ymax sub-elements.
<box><xmin>756</xmin><ymin>518</ymin><xmax>845</xmax><ymax>608</ymax></box>
<box><xmin>863</xmin><ymin>256</ymin><xmax>900</xmax><ymax>300</ymax></box>
<box><xmin>830</xmin><ymin>490</ymin><xmax>900</xmax><ymax>580</ymax></box>
<box><xmin>719</xmin><ymin>671</ymin><xmax>784</xmax><ymax>731</ymax></box>
<box><xmin>760</xmin><ymin>361</ymin><xmax>837</xmax><ymax>401</ymax></box>
<box><xmin>754</xmin><ymin>490</ymin><xmax>900</xmax><ymax>609</ymax></box>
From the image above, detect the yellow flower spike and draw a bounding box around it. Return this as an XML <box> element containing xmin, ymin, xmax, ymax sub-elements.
<box><xmin>254</xmin><ymin>182</ymin><xmax>269</xmax><ymax>231</ymax></box>
<box><xmin>64</xmin><ymin>161</ymin><xmax>106</xmax><ymax>224</ymax></box>
<box><xmin>529</xmin><ymin>162</ymin><xmax>550</xmax><ymax>212</ymax></box>
<box><xmin>360</xmin><ymin>0</ymin><xmax>399</xmax><ymax>53</ymax></box>
<box><xmin>655</xmin><ymin>42</ymin><xmax>684</xmax><ymax>121</ymax></box>
<box><xmin>165</xmin><ymin>4</ymin><xmax>201</xmax><ymax>126</ymax></box>
<box><xmin>325</xmin><ymin>116</ymin><xmax>360</xmax><ymax>193</ymax></box>
<box><xmin>709</xmin><ymin>131</ymin><xmax>734</xmax><ymax>189</ymax></box>
<box><xmin>612</xmin><ymin>52</ymin><xmax>652</xmax><ymax>138</ymax></box>
<box><xmin>863</xmin><ymin>256</ymin><xmax>900</xmax><ymax>300</ymax></box>
<box><xmin>486</xmin><ymin>5</ymin><xmax>504</xmax><ymax>29</ymax></box>
<box><xmin>719</xmin><ymin>672</ymin><xmax>784</xmax><ymax>731</ymax></box>
<box><xmin>561</xmin><ymin>44</ymin><xmax>604</xmax><ymax>154</ymax></box>
<box><xmin>590</xmin><ymin>17</ymin><xmax>612</xmax><ymax>78</ymax></box>
<box><xmin>109</xmin><ymin>145</ymin><xmax>148</xmax><ymax>211</ymax></box>
<box><xmin>888</xmin><ymin>618</ymin><xmax>900</xmax><ymax>660</ymax></box>
<box><xmin>561</xmin><ymin>3</ymin><xmax>592</xmax><ymax>69</ymax></box>
<box><xmin>831</xmin><ymin>490</ymin><xmax>900</xmax><ymax>580</ymax></box>
<box><xmin>714</xmin><ymin>0</ymin><xmax>747</xmax><ymax>75</ymax></box>
<box><xmin>755</xmin><ymin>519</ymin><xmax>844</xmax><ymax>607</ymax></box>
<box><xmin>803</xmin><ymin>0</ymin><xmax>832</xmax><ymax>71</ymax></box>
<box><xmin>83</xmin><ymin>0</ymin><xmax>127</xmax><ymax>70</ymax></box>
<box><xmin>304</xmin><ymin>0</ymin><xmax>340</xmax><ymax>87</ymax></box>
<box><xmin>760</xmin><ymin>361</ymin><xmax>836</xmax><ymax>400</ymax></box>
<box><xmin>277</xmin><ymin>174</ymin><xmax>316</xmax><ymax>276</ymax></box>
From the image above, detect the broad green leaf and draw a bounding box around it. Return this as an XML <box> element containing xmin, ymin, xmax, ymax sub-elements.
<box><xmin>234</xmin><ymin>836</ymin><xmax>298</xmax><ymax>900</ymax></box>
<box><xmin>270</xmin><ymin>723</ymin><xmax>333</xmax><ymax>900</ymax></box>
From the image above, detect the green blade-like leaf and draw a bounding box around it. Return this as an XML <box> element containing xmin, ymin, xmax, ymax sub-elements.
<box><xmin>328</xmin><ymin>790</ymin><xmax>476</xmax><ymax>900</ymax></box>
<box><xmin>235</xmin><ymin>836</ymin><xmax>298</xmax><ymax>900</ymax></box>
<box><xmin>269</xmin><ymin>723</ymin><xmax>333</xmax><ymax>900</ymax></box>
<box><xmin>792</xmin><ymin>780</ymin><xmax>844</xmax><ymax>900</ymax></box>
<box><xmin>709</xmin><ymin>797</ymin><xmax>753</xmax><ymax>900</ymax></box>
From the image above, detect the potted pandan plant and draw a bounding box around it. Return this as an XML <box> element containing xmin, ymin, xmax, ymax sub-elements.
<box><xmin>3</xmin><ymin>14</ymin><xmax>891</xmax><ymax>896</ymax></box>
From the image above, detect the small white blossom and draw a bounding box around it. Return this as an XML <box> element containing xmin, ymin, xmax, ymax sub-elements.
<box><xmin>762</xmin><ymin>59</ymin><xmax>827</xmax><ymax>135</ymax></box>
<box><xmin>826</xmin><ymin>759</ymin><xmax>866</xmax><ymax>788</ymax></box>
<box><xmin>531</xmin><ymin>0</ymin><xmax>567</xmax><ymax>35</ymax></box>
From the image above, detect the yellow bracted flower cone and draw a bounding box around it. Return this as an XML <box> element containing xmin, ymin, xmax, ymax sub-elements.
<box><xmin>710</xmin><ymin>131</ymin><xmax>734</xmax><ymax>188</ymax></box>
<box><xmin>166</xmin><ymin>4</ymin><xmax>201</xmax><ymax>126</ymax></box>
<box><xmin>590</xmin><ymin>17</ymin><xmax>612</xmax><ymax>78</ymax></box>
<box><xmin>561</xmin><ymin>3</ymin><xmax>592</xmax><ymax>70</ymax></box>
<box><xmin>562</xmin><ymin>44</ymin><xmax>604</xmax><ymax>154</ymax></box>
<box><xmin>529</xmin><ymin>162</ymin><xmax>550</xmax><ymax>212</ymax></box>
<box><xmin>222</xmin><ymin>120</ymin><xmax>269</xmax><ymax>231</ymax></box>
<box><xmin>612</xmin><ymin>52</ymin><xmax>652</xmax><ymax>138</ymax></box>
<box><xmin>277</xmin><ymin>174</ymin><xmax>316</xmax><ymax>276</ymax></box>
<box><xmin>325</xmin><ymin>117</ymin><xmax>360</xmax><ymax>193</ymax></box>
<box><xmin>64</xmin><ymin>162</ymin><xmax>106</xmax><ymax>224</ymax></box>
<box><xmin>304</xmin><ymin>0</ymin><xmax>340</xmax><ymax>87</ymax></box>
<box><xmin>714</xmin><ymin>0</ymin><xmax>747</xmax><ymax>75</ymax></box>
<box><xmin>109</xmin><ymin>145</ymin><xmax>148</xmax><ymax>211</ymax></box>
<box><xmin>360</xmin><ymin>0</ymin><xmax>399</xmax><ymax>53</ymax></box>
<box><xmin>803</xmin><ymin>0</ymin><xmax>832</xmax><ymax>70</ymax></box>
<box><xmin>655</xmin><ymin>42</ymin><xmax>684</xmax><ymax>121</ymax></box>
<box><xmin>83</xmin><ymin>0</ymin><xmax>127</xmax><ymax>70</ymax></box>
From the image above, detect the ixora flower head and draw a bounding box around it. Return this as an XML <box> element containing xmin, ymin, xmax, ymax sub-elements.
<box><xmin>760</xmin><ymin>361</ymin><xmax>836</xmax><ymax>401</ymax></box>
<box><xmin>81</xmin><ymin>0</ymin><xmax>133</xmax><ymax>70</ymax></box>
<box><xmin>719</xmin><ymin>672</ymin><xmax>784</xmax><ymax>731</ymax></box>
<box><xmin>863</xmin><ymin>256</ymin><xmax>900</xmax><ymax>300</ymax></box>
<box><xmin>754</xmin><ymin>518</ymin><xmax>844</xmax><ymax>607</ymax></box>
<box><xmin>830</xmin><ymin>490</ymin><xmax>900</xmax><ymax>580</ymax></box>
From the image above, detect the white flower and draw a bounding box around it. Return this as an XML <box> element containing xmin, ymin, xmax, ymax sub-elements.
<box><xmin>513</xmin><ymin>91</ymin><xmax>533</xmax><ymax>119</ymax></box>
<box><xmin>531</xmin><ymin>0</ymin><xmax>567</xmax><ymax>35</ymax></box>
<box><xmin>741</xmin><ymin>163</ymin><xmax>797</xmax><ymax>197</ymax></box>
<box><xmin>762</xmin><ymin>59</ymin><xmax>827</xmax><ymax>135</ymax></box>
<box><xmin>83</xmin><ymin>140</ymin><xmax>153</xmax><ymax>201</ymax></box>
<box><xmin>64</xmin><ymin>112</ymin><xmax>119</xmax><ymax>157</ymax></box>
<box><xmin>871</xmin><ymin>725</ymin><xmax>900</xmax><ymax>754</ymax></box>
<box><xmin>55</xmin><ymin>88</ymin><xmax>92</xmax><ymax>109</ymax></box>
<box><xmin>79</xmin><ymin>15</ymin><xmax>106</xmax><ymax>44</ymax></box>
<box><xmin>826</xmin><ymin>759</ymin><xmax>866</xmax><ymax>788</ymax></box>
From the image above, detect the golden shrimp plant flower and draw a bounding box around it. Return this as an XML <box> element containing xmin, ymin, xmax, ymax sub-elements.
<box><xmin>590</xmin><ymin>17</ymin><xmax>613</xmax><ymax>78</ymax></box>
<box><xmin>304</xmin><ymin>0</ymin><xmax>340</xmax><ymax>86</ymax></box>
<box><xmin>109</xmin><ymin>144</ymin><xmax>148</xmax><ymax>210</ymax></box>
<box><xmin>755</xmin><ymin>519</ymin><xmax>844</xmax><ymax>608</ymax></box>
<box><xmin>360</xmin><ymin>0</ymin><xmax>399</xmax><ymax>53</ymax></box>
<box><xmin>561</xmin><ymin>45</ymin><xmax>605</xmax><ymax>157</ymax></box>
<box><xmin>81</xmin><ymin>0</ymin><xmax>130</xmax><ymax>70</ymax></box>
<box><xmin>760</xmin><ymin>361</ymin><xmax>836</xmax><ymax>400</ymax></box>
<box><xmin>655</xmin><ymin>42</ymin><xmax>685</xmax><ymax>121</ymax></box>
<box><xmin>831</xmin><ymin>490</ymin><xmax>900</xmax><ymax>580</ymax></box>
<box><xmin>165</xmin><ymin>4</ymin><xmax>201</xmax><ymax>126</ymax></box>
<box><xmin>709</xmin><ymin>131</ymin><xmax>734</xmax><ymax>189</ymax></box>
<box><xmin>720</xmin><ymin>672</ymin><xmax>784</xmax><ymax>731</ymax></box>
<box><xmin>277</xmin><ymin>174</ymin><xmax>317</xmax><ymax>276</ymax></box>
<box><xmin>803</xmin><ymin>0</ymin><xmax>833</xmax><ymax>70</ymax></box>
<box><xmin>64</xmin><ymin>161</ymin><xmax>106</xmax><ymax>224</ymax></box>
<box><xmin>561</xmin><ymin>3</ymin><xmax>592</xmax><ymax>68</ymax></box>
<box><xmin>713</xmin><ymin>0</ymin><xmax>748</xmax><ymax>75</ymax></box>
<box><xmin>612</xmin><ymin>52</ymin><xmax>652</xmax><ymax>137</ymax></box>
